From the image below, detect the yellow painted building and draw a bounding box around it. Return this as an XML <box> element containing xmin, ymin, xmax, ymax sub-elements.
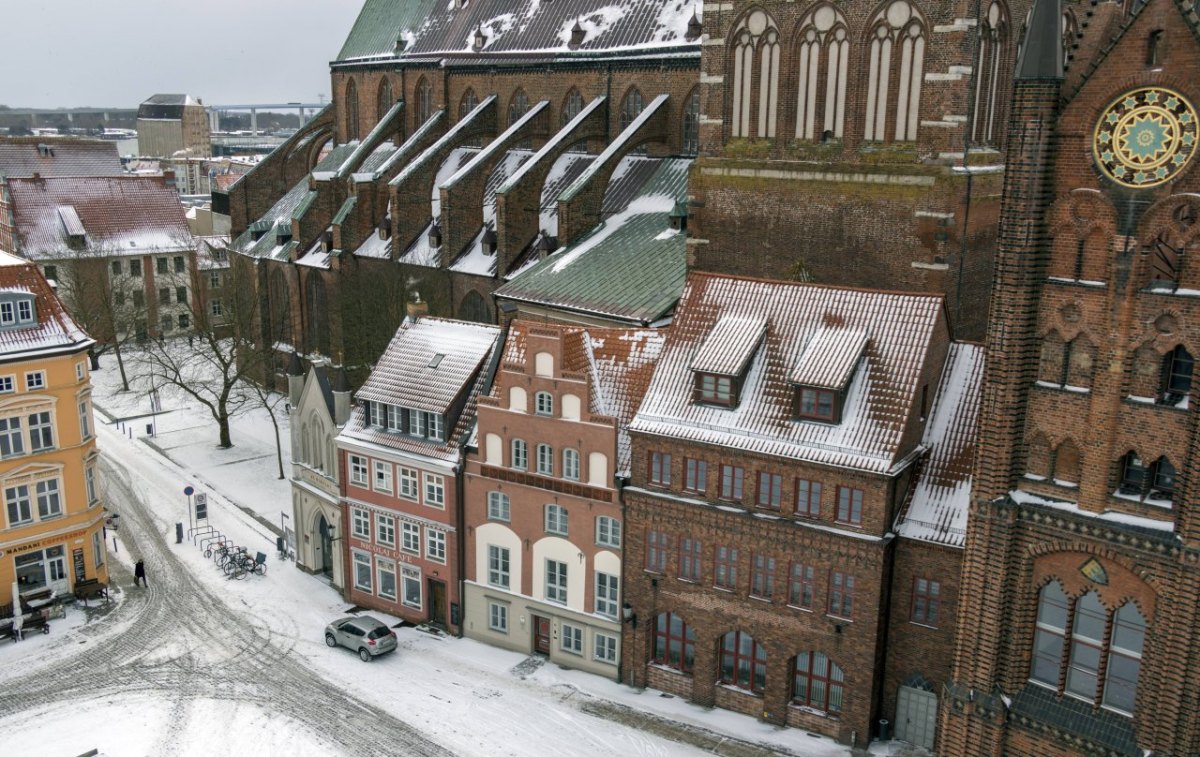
<box><xmin>0</xmin><ymin>249</ymin><xmax>104</xmax><ymax>609</ymax></box>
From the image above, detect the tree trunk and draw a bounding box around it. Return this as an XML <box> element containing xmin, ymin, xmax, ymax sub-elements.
<box><xmin>113</xmin><ymin>341</ymin><xmax>130</xmax><ymax>391</ymax></box>
<box><xmin>88</xmin><ymin>347</ymin><xmax>101</xmax><ymax>371</ymax></box>
<box><xmin>218</xmin><ymin>413</ymin><xmax>233</xmax><ymax>448</ymax></box>
<box><xmin>269</xmin><ymin>409</ymin><xmax>285</xmax><ymax>479</ymax></box>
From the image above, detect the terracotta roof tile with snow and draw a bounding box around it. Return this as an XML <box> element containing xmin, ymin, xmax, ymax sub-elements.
<box><xmin>0</xmin><ymin>249</ymin><xmax>93</xmax><ymax>361</ymax></box>
<box><xmin>340</xmin><ymin>317</ymin><xmax>503</xmax><ymax>464</ymax></box>
<box><xmin>2</xmin><ymin>175</ymin><xmax>193</xmax><ymax>259</ymax></box>
<box><xmin>630</xmin><ymin>273</ymin><xmax>950</xmax><ymax>474</ymax></box>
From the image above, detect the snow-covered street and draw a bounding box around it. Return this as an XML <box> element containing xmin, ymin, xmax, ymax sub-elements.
<box><xmin>0</xmin><ymin>356</ymin><xmax>859</xmax><ymax>757</ymax></box>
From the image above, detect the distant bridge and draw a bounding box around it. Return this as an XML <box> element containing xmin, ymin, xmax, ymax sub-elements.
<box><xmin>206</xmin><ymin>102</ymin><xmax>326</xmax><ymax>134</ymax></box>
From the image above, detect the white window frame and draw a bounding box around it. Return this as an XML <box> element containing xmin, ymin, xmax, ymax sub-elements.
<box><xmin>28</xmin><ymin>410</ymin><xmax>53</xmax><ymax>452</ymax></box>
<box><xmin>596</xmin><ymin>516</ymin><xmax>621</xmax><ymax>547</ymax></box>
<box><xmin>535</xmin><ymin>391</ymin><xmax>554</xmax><ymax>416</ymax></box>
<box><xmin>511</xmin><ymin>438</ymin><xmax>528</xmax><ymax>470</ymax></box>
<box><xmin>0</xmin><ymin>376</ymin><xmax>14</xmax><ymax>394</ymax></box>
<box><xmin>35</xmin><ymin>478</ymin><xmax>61</xmax><ymax>519</ymax></box>
<box><xmin>561</xmin><ymin>622</ymin><xmax>583</xmax><ymax>655</ymax></box>
<box><xmin>401</xmin><ymin>522</ymin><xmax>421</xmax><ymax>554</ymax></box>
<box><xmin>563</xmin><ymin>449</ymin><xmax>580</xmax><ymax>481</ymax></box>
<box><xmin>424</xmin><ymin>472</ymin><xmax>445</xmax><ymax>508</ymax></box>
<box><xmin>386</xmin><ymin>405</ymin><xmax>403</xmax><ymax>432</ymax></box>
<box><xmin>426</xmin><ymin>529</ymin><xmax>447</xmax><ymax>563</ymax></box>
<box><xmin>85</xmin><ymin>465</ymin><xmax>97</xmax><ymax>505</ymax></box>
<box><xmin>351</xmin><ymin>508</ymin><xmax>370</xmax><ymax>539</ymax></box>
<box><xmin>536</xmin><ymin>443</ymin><xmax>554</xmax><ymax>476</ymax></box>
<box><xmin>596</xmin><ymin>572</ymin><xmax>619</xmax><ymax>618</ymax></box>
<box><xmin>373</xmin><ymin>460</ymin><xmax>393</xmax><ymax>493</ymax></box>
<box><xmin>593</xmin><ymin>632</ymin><xmax>618</xmax><ymax>664</ymax></box>
<box><xmin>487</xmin><ymin>491</ymin><xmax>510</xmax><ymax>522</ymax></box>
<box><xmin>488</xmin><ymin>544</ymin><xmax>510</xmax><ymax>589</ymax></box>
<box><xmin>349</xmin><ymin>455</ymin><xmax>368</xmax><ymax>487</ymax></box>
<box><xmin>375</xmin><ymin>513</ymin><xmax>395</xmax><ymax>547</ymax></box>
<box><xmin>402</xmin><ymin>564</ymin><xmax>422</xmax><ymax>609</ymax></box>
<box><xmin>0</xmin><ymin>416</ymin><xmax>22</xmax><ymax>458</ymax></box>
<box><xmin>25</xmin><ymin>371</ymin><xmax>45</xmax><ymax>390</ymax></box>
<box><xmin>545</xmin><ymin>504</ymin><xmax>568</xmax><ymax>536</ymax></box>
<box><xmin>399</xmin><ymin>466</ymin><xmax>418</xmax><ymax>499</ymax></box>
<box><xmin>78</xmin><ymin>400</ymin><xmax>91</xmax><ymax>440</ymax></box>
<box><xmin>353</xmin><ymin>550</ymin><xmax>372</xmax><ymax>591</ymax></box>
<box><xmin>92</xmin><ymin>529</ymin><xmax>104</xmax><ymax>568</ymax></box>
<box><xmin>488</xmin><ymin>601</ymin><xmax>509</xmax><ymax>633</ymax></box>
<box><xmin>545</xmin><ymin>559</ymin><xmax>568</xmax><ymax>604</ymax></box>
<box><xmin>376</xmin><ymin>556</ymin><xmax>397</xmax><ymax>600</ymax></box>
<box><xmin>5</xmin><ymin>483</ymin><xmax>30</xmax><ymax>526</ymax></box>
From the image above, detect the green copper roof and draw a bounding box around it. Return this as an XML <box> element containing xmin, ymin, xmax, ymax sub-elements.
<box><xmin>337</xmin><ymin>0</ymin><xmax>440</xmax><ymax>61</ymax></box>
<box><xmin>496</xmin><ymin>158</ymin><xmax>690</xmax><ymax>324</ymax></box>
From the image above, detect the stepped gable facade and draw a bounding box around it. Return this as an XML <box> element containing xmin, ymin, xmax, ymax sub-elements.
<box><xmin>335</xmin><ymin>316</ymin><xmax>502</xmax><ymax>634</ymax></box>
<box><xmin>620</xmin><ymin>271</ymin><xmax>982</xmax><ymax>748</ymax></box>
<box><xmin>217</xmin><ymin>0</ymin><xmax>702</xmax><ymax>386</ymax></box>
<box><xmin>943</xmin><ymin>0</ymin><xmax>1200</xmax><ymax>754</ymax></box>
<box><xmin>461</xmin><ymin>320</ymin><xmax>664</xmax><ymax>679</ymax></box>
<box><xmin>687</xmin><ymin>0</ymin><xmax>1037</xmax><ymax>341</ymax></box>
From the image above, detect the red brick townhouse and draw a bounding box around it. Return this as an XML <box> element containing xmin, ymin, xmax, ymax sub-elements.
<box><xmin>335</xmin><ymin>316</ymin><xmax>502</xmax><ymax>633</ymax></box>
<box><xmin>462</xmin><ymin>321</ymin><xmax>663</xmax><ymax>679</ymax></box>
<box><xmin>621</xmin><ymin>271</ymin><xmax>981</xmax><ymax>747</ymax></box>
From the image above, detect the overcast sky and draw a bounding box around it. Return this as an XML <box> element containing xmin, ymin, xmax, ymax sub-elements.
<box><xmin>1</xmin><ymin>0</ymin><xmax>364</xmax><ymax>108</ymax></box>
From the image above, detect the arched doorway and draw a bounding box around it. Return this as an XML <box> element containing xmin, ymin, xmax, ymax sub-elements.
<box><xmin>317</xmin><ymin>514</ymin><xmax>334</xmax><ymax>577</ymax></box>
<box><xmin>459</xmin><ymin>290</ymin><xmax>491</xmax><ymax>323</ymax></box>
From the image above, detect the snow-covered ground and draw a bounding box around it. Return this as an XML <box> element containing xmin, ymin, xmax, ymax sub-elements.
<box><xmin>0</xmin><ymin>351</ymin><xmax>879</xmax><ymax>757</ymax></box>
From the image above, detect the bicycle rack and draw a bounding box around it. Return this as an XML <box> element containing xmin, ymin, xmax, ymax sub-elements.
<box><xmin>189</xmin><ymin>524</ymin><xmax>216</xmax><ymax>545</ymax></box>
<box><xmin>199</xmin><ymin>532</ymin><xmax>226</xmax><ymax>553</ymax></box>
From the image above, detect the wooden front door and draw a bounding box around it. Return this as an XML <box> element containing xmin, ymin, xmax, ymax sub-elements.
<box><xmin>533</xmin><ymin>615</ymin><xmax>550</xmax><ymax>655</ymax></box>
<box><xmin>428</xmin><ymin>578</ymin><xmax>447</xmax><ymax>627</ymax></box>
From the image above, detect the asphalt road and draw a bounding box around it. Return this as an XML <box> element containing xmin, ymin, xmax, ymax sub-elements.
<box><xmin>0</xmin><ymin>452</ymin><xmax>453</xmax><ymax>756</ymax></box>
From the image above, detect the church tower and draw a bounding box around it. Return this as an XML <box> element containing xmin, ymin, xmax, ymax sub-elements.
<box><xmin>944</xmin><ymin>0</ymin><xmax>1200</xmax><ymax>753</ymax></box>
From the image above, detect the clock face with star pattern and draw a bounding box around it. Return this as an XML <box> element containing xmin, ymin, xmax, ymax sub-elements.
<box><xmin>1094</xmin><ymin>87</ymin><xmax>1198</xmax><ymax>189</ymax></box>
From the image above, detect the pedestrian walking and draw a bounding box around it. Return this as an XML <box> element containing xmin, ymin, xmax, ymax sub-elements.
<box><xmin>134</xmin><ymin>559</ymin><xmax>147</xmax><ymax>587</ymax></box>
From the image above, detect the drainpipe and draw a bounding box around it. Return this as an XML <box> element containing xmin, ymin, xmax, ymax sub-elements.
<box><xmin>453</xmin><ymin>459</ymin><xmax>465</xmax><ymax>638</ymax></box>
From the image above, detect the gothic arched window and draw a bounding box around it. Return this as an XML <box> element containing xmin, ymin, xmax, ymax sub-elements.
<box><xmin>972</xmin><ymin>0</ymin><xmax>1009</xmax><ymax>145</ymax></box>
<box><xmin>682</xmin><ymin>87</ymin><xmax>701</xmax><ymax>155</ymax></box>
<box><xmin>864</xmin><ymin>0</ymin><xmax>927</xmax><ymax>142</ymax></box>
<box><xmin>415</xmin><ymin>77</ymin><xmax>433</xmax><ymax>129</ymax></box>
<box><xmin>562</xmin><ymin>88</ymin><xmax>584</xmax><ymax>126</ymax></box>
<box><xmin>730</xmin><ymin>9</ymin><xmax>780</xmax><ymax>139</ymax></box>
<box><xmin>304</xmin><ymin>274</ymin><xmax>329</xmax><ymax>356</ymax></box>
<box><xmin>345</xmin><ymin>78</ymin><xmax>360</xmax><ymax>140</ymax></box>
<box><xmin>459</xmin><ymin>88</ymin><xmax>479</xmax><ymax>120</ymax></box>
<box><xmin>508</xmin><ymin>88</ymin><xmax>529</xmax><ymax>127</ymax></box>
<box><xmin>795</xmin><ymin>5</ymin><xmax>849</xmax><ymax>141</ymax></box>
<box><xmin>377</xmin><ymin>77</ymin><xmax>394</xmax><ymax>123</ymax></box>
<box><xmin>619</xmin><ymin>88</ymin><xmax>644</xmax><ymax>131</ymax></box>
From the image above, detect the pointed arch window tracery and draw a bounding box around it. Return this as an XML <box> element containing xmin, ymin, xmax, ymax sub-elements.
<box><xmin>972</xmin><ymin>0</ymin><xmax>1009</xmax><ymax>145</ymax></box>
<box><xmin>795</xmin><ymin>5</ymin><xmax>849</xmax><ymax>141</ymax></box>
<box><xmin>730</xmin><ymin>9</ymin><xmax>780</xmax><ymax>139</ymax></box>
<box><xmin>345</xmin><ymin>78</ymin><xmax>360</xmax><ymax>141</ymax></box>
<box><xmin>864</xmin><ymin>0</ymin><xmax>927</xmax><ymax>142</ymax></box>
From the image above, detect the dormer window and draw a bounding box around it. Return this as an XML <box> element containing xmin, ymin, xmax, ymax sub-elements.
<box><xmin>0</xmin><ymin>293</ymin><xmax>37</xmax><ymax>330</ymax></box>
<box><xmin>364</xmin><ymin>400</ymin><xmax>445</xmax><ymax>442</ymax></box>
<box><xmin>690</xmin><ymin>315</ymin><xmax>766</xmax><ymax>409</ymax></box>
<box><xmin>788</xmin><ymin>326</ymin><xmax>867</xmax><ymax>425</ymax></box>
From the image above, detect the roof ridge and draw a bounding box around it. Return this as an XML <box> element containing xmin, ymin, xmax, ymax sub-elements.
<box><xmin>686</xmin><ymin>269</ymin><xmax>948</xmax><ymax>300</ymax></box>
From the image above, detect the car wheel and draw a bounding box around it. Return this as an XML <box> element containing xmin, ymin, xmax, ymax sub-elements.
<box><xmin>359</xmin><ymin>647</ymin><xmax>371</xmax><ymax>662</ymax></box>
<box><xmin>325</xmin><ymin>634</ymin><xmax>337</xmax><ymax>648</ymax></box>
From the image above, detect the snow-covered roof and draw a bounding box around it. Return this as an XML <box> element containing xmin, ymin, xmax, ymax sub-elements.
<box><xmin>5</xmin><ymin>175</ymin><xmax>194</xmax><ymax>259</ymax></box>
<box><xmin>337</xmin><ymin>0</ymin><xmax>700</xmax><ymax>63</ymax></box>
<box><xmin>630</xmin><ymin>273</ymin><xmax>946</xmax><ymax>474</ymax></box>
<box><xmin>343</xmin><ymin>317</ymin><xmax>503</xmax><ymax>462</ymax></box>
<box><xmin>0</xmin><ymin>139</ymin><xmax>122</xmax><ymax>178</ymax></box>
<box><xmin>894</xmin><ymin>343</ymin><xmax>984</xmax><ymax>548</ymax></box>
<box><xmin>498</xmin><ymin>321</ymin><xmax>664</xmax><ymax>476</ymax></box>
<box><xmin>0</xmin><ymin>249</ymin><xmax>93</xmax><ymax>359</ymax></box>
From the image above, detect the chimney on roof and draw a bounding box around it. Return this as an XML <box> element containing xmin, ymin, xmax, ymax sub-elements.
<box><xmin>333</xmin><ymin>365</ymin><xmax>352</xmax><ymax>426</ymax></box>
<box><xmin>669</xmin><ymin>200</ymin><xmax>688</xmax><ymax>232</ymax></box>
<box><xmin>568</xmin><ymin>19</ymin><xmax>586</xmax><ymax>50</ymax></box>
<box><xmin>406</xmin><ymin>290</ymin><xmax>429</xmax><ymax>321</ymax></box>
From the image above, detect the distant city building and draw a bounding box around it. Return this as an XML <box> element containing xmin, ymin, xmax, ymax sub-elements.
<box><xmin>137</xmin><ymin>94</ymin><xmax>211</xmax><ymax>159</ymax></box>
<box><xmin>0</xmin><ymin>174</ymin><xmax>200</xmax><ymax>342</ymax></box>
<box><xmin>0</xmin><ymin>137</ymin><xmax>122</xmax><ymax>177</ymax></box>
<box><xmin>0</xmin><ymin>250</ymin><xmax>104</xmax><ymax>611</ymax></box>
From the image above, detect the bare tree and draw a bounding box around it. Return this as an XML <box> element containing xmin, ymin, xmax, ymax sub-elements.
<box><xmin>41</xmin><ymin>242</ymin><xmax>157</xmax><ymax>390</ymax></box>
<box><xmin>130</xmin><ymin>257</ymin><xmax>268</xmax><ymax>448</ymax></box>
<box><xmin>247</xmin><ymin>378</ymin><xmax>288</xmax><ymax>479</ymax></box>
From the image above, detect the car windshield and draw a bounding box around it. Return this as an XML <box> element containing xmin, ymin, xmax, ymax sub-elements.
<box><xmin>367</xmin><ymin>626</ymin><xmax>391</xmax><ymax>640</ymax></box>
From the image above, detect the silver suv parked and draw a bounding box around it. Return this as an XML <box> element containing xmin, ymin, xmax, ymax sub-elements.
<box><xmin>324</xmin><ymin>615</ymin><xmax>397</xmax><ymax>661</ymax></box>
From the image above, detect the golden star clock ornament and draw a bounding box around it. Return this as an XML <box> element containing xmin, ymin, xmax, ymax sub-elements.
<box><xmin>1094</xmin><ymin>87</ymin><xmax>1199</xmax><ymax>189</ymax></box>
